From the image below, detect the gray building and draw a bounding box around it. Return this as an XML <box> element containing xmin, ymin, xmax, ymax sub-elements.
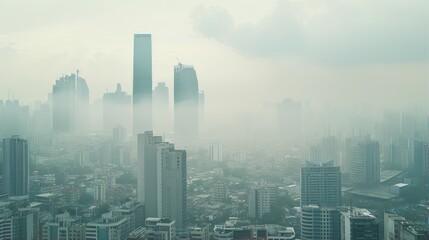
<box><xmin>301</xmin><ymin>205</ymin><xmax>340</xmax><ymax>240</ymax></box>
<box><xmin>52</xmin><ymin>72</ymin><xmax>89</xmax><ymax>133</ymax></box>
<box><xmin>300</xmin><ymin>161</ymin><xmax>341</xmax><ymax>207</ymax></box>
<box><xmin>133</xmin><ymin>34</ymin><xmax>153</xmax><ymax>135</ymax></box>
<box><xmin>3</xmin><ymin>136</ymin><xmax>29</xmax><ymax>197</ymax></box>
<box><xmin>138</xmin><ymin>131</ymin><xmax>188</xmax><ymax>230</ymax></box>
<box><xmin>174</xmin><ymin>63</ymin><xmax>199</xmax><ymax>140</ymax></box>
<box><xmin>348</xmin><ymin>137</ymin><xmax>380</xmax><ymax>186</ymax></box>
<box><xmin>103</xmin><ymin>83</ymin><xmax>132</xmax><ymax>135</ymax></box>
<box><xmin>153</xmin><ymin>82</ymin><xmax>170</xmax><ymax>134</ymax></box>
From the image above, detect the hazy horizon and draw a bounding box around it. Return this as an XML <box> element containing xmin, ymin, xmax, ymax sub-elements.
<box><xmin>0</xmin><ymin>0</ymin><xmax>427</xmax><ymax>119</ymax></box>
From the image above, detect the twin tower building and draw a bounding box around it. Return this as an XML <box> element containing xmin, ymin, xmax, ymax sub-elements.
<box><xmin>133</xmin><ymin>34</ymin><xmax>200</xmax><ymax>140</ymax></box>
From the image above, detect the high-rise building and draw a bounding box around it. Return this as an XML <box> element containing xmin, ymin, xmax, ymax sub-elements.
<box><xmin>153</xmin><ymin>82</ymin><xmax>170</xmax><ymax>134</ymax></box>
<box><xmin>3</xmin><ymin>136</ymin><xmax>29</xmax><ymax>197</ymax></box>
<box><xmin>301</xmin><ymin>205</ymin><xmax>340</xmax><ymax>240</ymax></box>
<box><xmin>340</xmin><ymin>208</ymin><xmax>379</xmax><ymax>240</ymax></box>
<box><xmin>300</xmin><ymin>161</ymin><xmax>341</xmax><ymax>207</ymax></box>
<box><xmin>348</xmin><ymin>137</ymin><xmax>380</xmax><ymax>186</ymax></box>
<box><xmin>52</xmin><ymin>72</ymin><xmax>89</xmax><ymax>133</ymax></box>
<box><xmin>248</xmin><ymin>187</ymin><xmax>271</xmax><ymax>219</ymax></box>
<box><xmin>133</xmin><ymin>34</ymin><xmax>153</xmax><ymax>135</ymax></box>
<box><xmin>103</xmin><ymin>83</ymin><xmax>132</xmax><ymax>135</ymax></box>
<box><xmin>210</xmin><ymin>143</ymin><xmax>223</xmax><ymax>162</ymax></box>
<box><xmin>410</xmin><ymin>140</ymin><xmax>429</xmax><ymax>177</ymax></box>
<box><xmin>138</xmin><ymin>131</ymin><xmax>188</xmax><ymax>230</ymax></box>
<box><xmin>174</xmin><ymin>63</ymin><xmax>199</xmax><ymax>140</ymax></box>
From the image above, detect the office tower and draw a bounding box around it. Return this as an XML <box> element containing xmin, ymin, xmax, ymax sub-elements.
<box><xmin>174</xmin><ymin>63</ymin><xmax>199</xmax><ymax>140</ymax></box>
<box><xmin>301</xmin><ymin>205</ymin><xmax>341</xmax><ymax>240</ymax></box>
<box><xmin>3</xmin><ymin>136</ymin><xmax>29</xmax><ymax>197</ymax></box>
<box><xmin>153</xmin><ymin>82</ymin><xmax>170</xmax><ymax>134</ymax></box>
<box><xmin>349</xmin><ymin>137</ymin><xmax>380</xmax><ymax>186</ymax></box>
<box><xmin>133</xmin><ymin>34</ymin><xmax>153</xmax><ymax>135</ymax></box>
<box><xmin>52</xmin><ymin>72</ymin><xmax>89</xmax><ymax>133</ymax></box>
<box><xmin>103</xmin><ymin>83</ymin><xmax>132</xmax><ymax>135</ymax></box>
<box><xmin>138</xmin><ymin>131</ymin><xmax>188</xmax><ymax>230</ymax></box>
<box><xmin>199</xmin><ymin>90</ymin><xmax>205</xmax><ymax>131</ymax></box>
<box><xmin>410</xmin><ymin>140</ymin><xmax>429</xmax><ymax>177</ymax></box>
<box><xmin>300</xmin><ymin>161</ymin><xmax>341</xmax><ymax>207</ymax></box>
<box><xmin>340</xmin><ymin>208</ymin><xmax>379</xmax><ymax>240</ymax></box>
<box><xmin>42</xmin><ymin>212</ymin><xmax>86</xmax><ymax>240</ymax></box>
<box><xmin>210</xmin><ymin>143</ymin><xmax>223</xmax><ymax>162</ymax></box>
<box><xmin>248</xmin><ymin>187</ymin><xmax>271</xmax><ymax>219</ymax></box>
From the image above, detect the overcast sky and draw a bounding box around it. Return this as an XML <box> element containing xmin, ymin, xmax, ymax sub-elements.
<box><xmin>0</xmin><ymin>0</ymin><xmax>428</xmax><ymax>116</ymax></box>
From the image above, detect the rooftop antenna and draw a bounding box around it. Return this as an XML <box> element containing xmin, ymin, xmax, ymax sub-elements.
<box><xmin>76</xmin><ymin>69</ymin><xmax>80</xmax><ymax>79</ymax></box>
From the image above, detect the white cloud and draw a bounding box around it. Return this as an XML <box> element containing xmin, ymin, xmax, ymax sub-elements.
<box><xmin>191</xmin><ymin>0</ymin><xmax>429</xmax><ymax>64</ymax></box>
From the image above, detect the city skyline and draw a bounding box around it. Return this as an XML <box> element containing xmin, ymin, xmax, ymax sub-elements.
<box><xmin>0</xmin><ymin>1</ymin><xmax>427</xmax><ymax>119</ymax></box>
<box><xmin>0</xmin><ymin>1</ymin><xmax>428</xmax><ymax>239</ymax></box>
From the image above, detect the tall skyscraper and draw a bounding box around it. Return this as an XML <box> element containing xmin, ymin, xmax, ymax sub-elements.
<box><xmin>300</xmin><ymin>161</ymin><xmax>341</xmax><ymax>207</ymax></box>
<box><xmin>137</xmin><ymin>131</ymin><xmax>188</xmax><ymax>230</ymax></box>
<box><xmin>3</xmin><ymin>135</ymin><xmax>29</xmax><ymax>197</ymax></box>
<box><xmin>174</xmin><ymin>63</ymin><xmax>199</xmax><ymax>140</ymax></box>
<box><xmin>153</xmin><ymin>82</ymin><xmax>170</xmax><ymax>134</ymax></box>
<box><xmin>348</xmin><ymin>137</ymin><xmax>380</xmax><ymax>186</ymax></box>
<box><xmin>133</xmin><ymin>34</ymin><xmax>153</xmax><ymax>135</ymax></box>
<box><xmin>248</xmin><ymin>187</ymin><xmax>271</xmax><ymax>219</ymax></box>
<box><xmin>52</xmin><ymin>72</ymin><xmax>89</xmax><ymax>133</ymax></box>
<box><xmin>103</xmin><ymin>83</ymin><xmax>132</xmax><ymax>135</ymax></box>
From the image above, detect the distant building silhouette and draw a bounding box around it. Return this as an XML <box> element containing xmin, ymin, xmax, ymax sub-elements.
<box><xmin>153</xmin><ymin>82</ymin><xmax>170</xmax><ymax>134</ymax></box>
<box><xmin>174</xmin><ymin>63</ymin><xmax>199</xmax><ymax>140</ymax></box>
<box><xmin>103</xmin><ymin>83</ymin><xmax>132</xmax><ymax>135</ymax></box>
<box><xmin>3</xmin><ymin>135</ymin><xmax>29</xmax><ymax>197</ymax></box>
<box><xmin>0</xmin><ymin>100</ymin><xmax>30</xmax><ymax>138</ymax></box>
<box><xmin>133</xmin><ymin>34</ymin><xmax>153</xmax><ymax>135</ymax></box>
<box><xmin>52</xmin><ymin>72</ymin><xmax>89</xmax><ymax>133</ymax></box>
<box><xmin>137</xmin><ymin>131</ymin><xmax>188</xmax><ymax>230</ymax></box>
<box><xmin>199</xmin><ymin>90</ymin><xmax>205</xmax><ymax>132</ymax></box>
<box><xmin>347</xmin><ymin>137</ymin><xmax>380</xmax><ymax>186</ymax></box>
